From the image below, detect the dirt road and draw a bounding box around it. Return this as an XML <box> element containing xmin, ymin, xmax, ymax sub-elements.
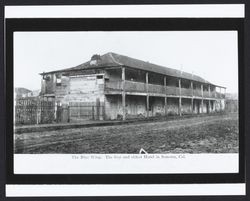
<box><xmin>14</xmin><ymin>113</ymin><xmax>239</xmax><ymax>154</ymax></box>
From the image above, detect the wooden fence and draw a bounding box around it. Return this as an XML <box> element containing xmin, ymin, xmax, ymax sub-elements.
<box><xmin>15</xmin><ymin>97</ymin><xmax>55</xmax><ymax>125</ymax></box>
<box><xmin>15</xmin><ymin>97</ymin><xmax>105</xmax><ymax>125</ymax></box>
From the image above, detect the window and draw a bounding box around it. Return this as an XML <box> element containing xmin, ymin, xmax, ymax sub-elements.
<box><xmin>97</xmin><ymin>75</ymin><xmax>103</xmax><ymax>79</ymax></box>
<box><xmin>56</xmin><ymin>74</ymin><xmax>62</xmax><ymax>86</ymax></box>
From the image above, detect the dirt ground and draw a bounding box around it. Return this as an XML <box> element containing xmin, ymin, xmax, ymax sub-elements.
<box><xmin>14</xmin><ymin>113</ymin><xmax>239</xmax><ymax>154</ymax></box>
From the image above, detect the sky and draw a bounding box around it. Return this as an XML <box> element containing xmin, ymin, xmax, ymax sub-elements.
<box><xmin>14</xmin><ymin>31</ymin><xmax>238</xmax><ymax>93</ymax></box>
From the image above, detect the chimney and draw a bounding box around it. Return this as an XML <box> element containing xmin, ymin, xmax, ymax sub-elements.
<box><xmin>90</xmin><ymin>54</ymin><xmax>101</xmax><ymax>65</ymax></box>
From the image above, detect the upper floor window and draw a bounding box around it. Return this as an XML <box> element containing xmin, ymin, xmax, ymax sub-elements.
<box><xmin>56</xmin><ymin>74</ymin><xmax>62</xmax><ymax>86</ymax></box>
<box><xmin>96</xmin><ymin>75</ymin><xmax>103</xmax><ymax>79</ymax></box>
<box><xmin>96</xmin><ymin>75</ymin><xmax>104</xmax><ymax>84</ymax></box>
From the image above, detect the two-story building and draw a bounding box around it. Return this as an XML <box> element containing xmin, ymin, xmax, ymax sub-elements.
<box><xmin>40</xmin><ymin>52</ymin><xmax>226</xmax><ymax>121</ymax></box>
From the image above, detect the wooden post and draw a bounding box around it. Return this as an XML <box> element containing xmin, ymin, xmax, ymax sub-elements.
<box><xmin>201</xmin><ymin>84</ymin><xmax>204</xmax><ymax>113</ymax></box>
<box><xmin>146</xmin><ymin>72</ymin><xmax>149</xmax><ymax>117</ymax></box>
<box><xmin>68</xmin><ymin>105</ymin><xmax>70</xmax><ymax>123</ymax></box>
<box><xmin>191</xmin><ymin>98</ymin><xmax>194</xmax><ymax>114</ymax></box>
<box><xmin>36</xmin><ymin>100</ymin><xmax>41</xmax><ymax>124</ymax></box>
<box><xmin>146</xmin><ymin>96</ymin><xmax>149</xmax><ymax>117</ymax></box>
<box><xmin>164</xmin><ymin>76</ymin><xmax>167</xmax><ymax>115</ymax></box>
<box><xmin>103</xmin><ymin>98</ymin><xmax>106</xmax><ymax>120</ymax></box>
<box><xmin>191</xmin><ymin>81</ymin><xmax>193</xmax><ymax>114</ymax></box>
<box><xmin>165</xmin><ymin>97</ymin><xmax>167</xmax><ymax>115</ymax></box>
<box><xmin>179</xmin><ymin>79</ymin><xmax>182</xmax><ymax>116</ymax></box>
<box><xmin>146</xmin><ymin>72</ymin><xmax>149</xmax><ymax>89</ymax></box>
<box><xmin>96</xmin><ymin>98</ymin><xmax>100</xmax><ymax>120</ymax></box>
<box><xmin>208</xmin><ymin>85</ymin><xmax>211</xmax><ymax>113</ymax></box>
<box><xmin>164</xmin><ymin>76</ymin><xmax>167</xmax><ymax>89</ymax></box>
<box><xmin>122</xmin><ymin>67</ymin><xmax>126</xmax><ymax>120</ymax></box>
<box><xmin>92</xmin><ymin>106</ymin><xmax>95</xmax><ymax>120</ymax></box>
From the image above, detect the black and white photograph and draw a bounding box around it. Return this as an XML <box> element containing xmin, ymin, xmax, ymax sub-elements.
<box><xmin>11</xmin><ymin>30</ymin><xmax>241</xmax><ymax>177</ymax></box>
<box><xmin>14</xmin><ymin>31</ymin><xmax>238</xmax><ymax>155</ymax></box>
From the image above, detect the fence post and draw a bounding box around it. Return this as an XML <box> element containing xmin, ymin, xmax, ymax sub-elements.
<box><xmin>96</xmin><ymin>98</ymin><xmax>100</xmax><ymax>120</ymax></box>
<box><xmin>103</xmin><ymin>100</ymin><xmax>106</xmax><ymax>120</ymax></box>
<box><xmin>92</xmin><ymin>106</ymin><xmax>95</xmax><ymax>120</ymax></box>
<box><xmin>36</xmin><ymin>99</ymin><xmax>41</xmax><ymax>124</ymax></box>
<box><xmin>68</xmin><ymin>105</ymin><xmax>70</xmax><ymax>123</ymax></box>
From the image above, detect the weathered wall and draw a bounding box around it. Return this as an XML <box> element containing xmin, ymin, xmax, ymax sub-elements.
<box><xmin>202</xmin><ymin>101</ymin><xmax>208</xmax><ymax>113</ymax></box>
<box><xmin>53</xmin><ymin>73</ymin><xmax>106</xmax><ymax>121</ymax></box>
<box><xmin>181</xmin><ymin>98</ymin><xmax>192</xmax><ymax>114</ymax></box>
<box><xmin>126</xmin><ymin>96</ymin><xmax>147</xmax><ymax>118</ymax></box>
<box><xmin>105</xmin><ymin>96</ymin><xmax>217</xmax><ymax>119</ymax></box>
<box><xmin>54</xmin><ymin>74</ymin><xmax>105</xmax><ymax>105</ymax></box>
<box><xmin>166</xmin><ymin>97</ymin><xmax>179</xmax><ymax>115</ymax></box>
<box><xmin>193</xmin><ymin>99</ymin><xmax>210</xmax><ymax>114</ymax></box>
<box><xmin>193</xmin><ymin>99</ymin><xmax>200</xmax><ymax>114</ymax></box>
<box><xmin>105</xmin><ymin>95</ymin><xmax>147</xmax><ymax>120</ymax></box>
<box><xmin>54</xmin><ymin>75</ymin><xmax>70</xmax><ymax>103</ymax></box>
<box><xmin>105</xmin><ymin>95</ymin><xmax>122</xmax><ymax>120</ymax></box>
<box><xmin>211</xmin><ymin>100</ymin><xmax>216</xmax><ymax>112</ymax></box>
<box><xmin>150</xmin><ymin>97</ymin><xmax>165</xmax><ymax>117</ymax></box>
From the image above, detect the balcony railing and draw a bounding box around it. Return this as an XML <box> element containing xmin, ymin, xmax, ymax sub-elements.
<box><xmin>166</xmin><ymin>86</ymin><xmax>180</xmax><ymax>96</ymax></box>
<box><xmin>105</xmin><ymin>81</ymin><xmax>122</xmax><ymax>91</ymax></box>
<box><xmin>203</xmin><ymin>91</ymin><xmax>210</xmax><ymax>98</ymax></box>
<box><xmin>215</xmin><ymin>92</ymin><xmax>225</xmax><ymax>99</ymax></box>
<box><xmin>148</xmin><ymin>83</ymin><xmax>165</xmax><ymax>94</ymax></box>
<box><xmin>210</xmin><ymin>91</ymin><xmax>216</xmax><ymax>98</ymax></box>
<box><xmin>181</xmin><ymin>88</ymin><xmax>192</xmax><ymax>97</ymax></box>
<box><xmin>125</xmin><ymin>81</ymin><xmax>147</xmax><ymax>93</ymax></box>
<box><xmin>193</xmin><ymin>89</ymin><xmax>202</xmax><ymax>97</ymax></box>
<box><xmin>104</xmin><ymin>80</ymin><xmax>224</xmax><ymax>99</ymax></box>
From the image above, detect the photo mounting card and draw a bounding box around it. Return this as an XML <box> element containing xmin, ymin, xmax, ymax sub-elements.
<box><xmin>4</xmin><ymin>4</ymin><xmax>246</xmax><ymax>197</ymax></box>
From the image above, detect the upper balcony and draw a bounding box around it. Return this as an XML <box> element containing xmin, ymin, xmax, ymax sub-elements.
<box><xmin>104</xmin><ymin>80</ymin><xmax>225</xmax><ymax>99</ymax></box>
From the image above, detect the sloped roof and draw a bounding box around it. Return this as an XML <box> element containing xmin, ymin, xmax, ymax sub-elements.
<box><xmin>44</xmin><ymin>52</ymin><xmax>212</xmax><ymax>84</ymax></box>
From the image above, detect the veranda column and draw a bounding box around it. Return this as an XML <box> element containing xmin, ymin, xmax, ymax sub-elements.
<box><xmin>208</xmin><ymin>85</ymin><xmax>211</xmax><ymax>113</ymax></box>
<box><xmin>146</xmin><ymin>72</ymin><xmax>149</xmax><ymax>117</ymax></box>
<box><xmin>179</xmin><ymin>79</ymin><xmax>182</xmax><ymax>116</ymax></box>
<box><xmin>201</xmin><ymin>84</ymin><xmax>204</xmax><ymax>113</ymax></box>
<box><xmin>164</xmin><ymin>76</ymin><xmax>167</xmax><ymax>115</ymax></box>
<box><xmin>219</xmin><ymin>87</ymin><xmax>222</xmax><ymax>111</ymax></box>
<box><xmin>122</xmin><ymin>67</ymin><xmax>126</xmax><ymax>120</ymax></box>
<box><xmin>191</xmin><ymin>81</ymin><xmax>193</xmax><ymax>114</ymax></box>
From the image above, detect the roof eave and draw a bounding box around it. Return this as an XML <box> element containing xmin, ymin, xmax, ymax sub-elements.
<box><xmin>39</xmin><ymin>65</ymin><xmax>123</xmax><ymax>75</ymax></box>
